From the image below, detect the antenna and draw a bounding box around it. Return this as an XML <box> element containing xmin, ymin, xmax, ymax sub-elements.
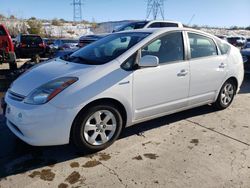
<box><xmin>187</xmin><ymin>14</ymin><xmax>195</xmax><ymax>26</ymax></box>
<box><xmin>146</xmin><ymin>0</ymin><xmax>165</xmax><ymax>20</ymax></box>
<box><xmin>72</xmin><ymin>0</ymin><xmax>83</xmax><ymax>22</ymax></box>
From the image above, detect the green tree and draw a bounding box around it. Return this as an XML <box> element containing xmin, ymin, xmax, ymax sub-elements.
<box><xmin>245</xmin><ymin>26</ymin><xmax>250</xmax><ymax>30</ymax></box>
<box><xmin>27</xmin><ymin>19</ymin><xmax>43</xmax><ymax>35</ymax></box>
<box><xmin>9</xmin><ymin>15</ymin><xmax>16</xmax><ymax>19</ymax></box>
<box><xmin>51</xmin><ymin>18</ymin><xmax>62</xmax><ymax>26</ymax></box>
<box><xmin>0</xmin><ymin>14</ymin><xmax>5</xmax><ymax>19</ymax></box>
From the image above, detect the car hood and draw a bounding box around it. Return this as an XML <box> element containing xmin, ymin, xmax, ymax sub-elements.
<box><xmin>10</xmin><ymin>58</ymin><xmax>96</xmax><ymax>96</ymax></box>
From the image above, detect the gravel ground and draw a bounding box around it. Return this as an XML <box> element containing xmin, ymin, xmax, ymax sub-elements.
<box><xmin>0</xmin><ymin>75</ymin><xmax>250</xmax><ymax>188</ymax></box>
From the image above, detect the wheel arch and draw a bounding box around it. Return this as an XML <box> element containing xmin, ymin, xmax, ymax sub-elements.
<box><xmin>70</xmin><ymin>98</ymin><xmax>127</xmax><ymax>141</ymax></box>
<box><xmin>227</xmin><ymin>76</ymin><xmax>238</xmax><ymax>93</ymax></box>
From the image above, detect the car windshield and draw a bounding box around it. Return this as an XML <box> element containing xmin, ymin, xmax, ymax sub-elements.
<box><xmin>63</xmin><ymin>32</ymin><xmax>150</xmax><ymax>65</ymax></box>
<box><xmin>116</xmin><ymin>21</ymin><xmax>149</xmax><ymax>32</ymax></box>
<box><xmin>21</xmin><ymin>35</ymin><xmax>42</xmax><ymax>44</ymax></box>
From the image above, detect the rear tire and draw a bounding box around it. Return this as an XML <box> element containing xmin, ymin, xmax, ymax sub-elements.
<box><xmin>8</xmin><ymin>52</ymin><xmax>17</xmax><ymax>70</ymax></box>
<box><xmin>71</xmin><ymin>104</ymin><xmax>123</xmax><ymax>152</ymax></box>
<box><xmin>214</xmin><ymin>80</ymin><xmax>236</xmax><ymax>110</ymax></box>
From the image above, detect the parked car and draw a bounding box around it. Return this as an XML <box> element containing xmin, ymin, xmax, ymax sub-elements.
<box><xmin>241</xmin><ymin>42</ymin><xmax>250</xmax><ymax>73</ymax></box>
<box><xmin>3</xmin><ymin>28</ymin><xmax>243</xmax><ymax>152</ymax></box>
<box><xmin>78</xmin><ymin>34</ymin><xmax>107</xmax><ymax>48</ymax></box>
<box><xmin>43</xmin><ymin>38</ymin><xmax>55</xmax><ymax>57</ymax></box>
<box><xmin>51</xmin><ymin>39</ymin><xmax>78</xmax><ymax>50</ymax></box>
<box><xmin>15</xmin><ymin>34</ymin><xmax>46</xmax><ymax>58</ymax></box>
<box><xmin>215</xmin><ymin>35</ymin><xmax>228</xmax><ymax>41</ymax></box>
<box><xmin>227</xmin><ymin>36</ymin><xmax>246</xmax><ymax>47</ymax></box>
<box><xmin>0</xmin><ymin>24</ymin><xmax>17</xmax><ymax>70</ymax></box>
<box><xmin>113</xmin><ymin>20</ymin><xmax>183</xmax><ymax>32</ymax></box>
<box><xmin>77</xmin><ymin>20</ymin><xmax>183</xmax><ymax>49</ymax></box>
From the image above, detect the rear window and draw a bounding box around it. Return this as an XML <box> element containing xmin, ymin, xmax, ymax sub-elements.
<box><xmin>62</xmin><ymin>40</ymin><xmax>78</xmax><ymax>43</ymax></box>
<box><xmin>0</xmin><ymin>26</ymin><xmax>7</xmax><ymax>36</ymax></box>
<box><xmin>21</xmin><ymin>35</ymin><xmax>42</xmax><ymax>44</ymax></box>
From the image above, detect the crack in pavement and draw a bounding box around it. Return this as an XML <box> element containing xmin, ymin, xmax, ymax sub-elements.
<box><xmin>185</xmin><ymin>119</ymin><xmax>250</xmax><ymax>147</ymax></box>
<box><xmin>230</xmin><ymin>151</ymin><xmax>237</xmax><ymax>173</ymax></box>
<box><xmin>100</xmin><ymin>162</ymin><xmax>128</xmax><ymax>188</ymax></box>
<box><xmin>187</xmin><ymin>119</ymin><xmax>250</xmax><ymax>187</ymax></box>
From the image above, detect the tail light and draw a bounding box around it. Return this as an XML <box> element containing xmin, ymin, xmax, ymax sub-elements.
<box><xmin>20</xmin><ymin>43</ymin><xmax>27</xmax><ymax>47</ymax></box>
<box><xmin>39</xmin><ymin>42</ymin><xmax>45</xmax><ymax>48</ymax></box>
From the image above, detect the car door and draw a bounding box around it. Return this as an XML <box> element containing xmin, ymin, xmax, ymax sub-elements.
<box><xmin>187</xmin><ymin>32</ymin><xmax>227</xmax><ymax>105</ymax></box>
<box><xmin>133</xmin><ymin>31</ymin><xmax>190</xmax><ymax>120</ymax></box>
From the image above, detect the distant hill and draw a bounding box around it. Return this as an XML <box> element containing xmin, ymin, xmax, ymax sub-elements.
<box><xmin>1</xmin><ymin>17</ymin><xmax>250</xmax><ymax>38</ymax></box>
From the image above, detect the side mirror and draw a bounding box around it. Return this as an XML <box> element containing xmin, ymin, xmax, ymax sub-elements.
<box><xmin>138</xmin><ymin>55</ymin><xmax>159</xmax><ymax>67</ymax></box>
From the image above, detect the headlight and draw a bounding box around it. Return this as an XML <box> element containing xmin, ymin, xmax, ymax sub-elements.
<box><xmin>24</xmin><ymin>77</ymin><xmax>78</xmax><ymax>105</ymax></box>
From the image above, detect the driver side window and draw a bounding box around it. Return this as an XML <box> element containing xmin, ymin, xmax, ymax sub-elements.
<box><xmin>141</xmin><ymin>32</ymin><xmax>184</xmax><ymax>64</ymax></box>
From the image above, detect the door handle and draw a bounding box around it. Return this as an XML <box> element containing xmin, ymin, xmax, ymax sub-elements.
<box><xmin>219</xmin><ymin>63</ymin><xmax>226</xmax><ymax>69</ymax></box>
<box><xmin>177</xmin><ymin>69</ymin><xmax>188</xmax><ymax>77</ymax></box>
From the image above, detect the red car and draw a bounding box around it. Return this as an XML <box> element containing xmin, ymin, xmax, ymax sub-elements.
<box><xmin>0</xmin><ymin>24</ymin><xmax>17</xmax><ymax>70</ymax></box>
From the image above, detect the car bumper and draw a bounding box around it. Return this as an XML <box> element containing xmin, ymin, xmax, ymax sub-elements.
<box><xmin>4</xmin><ymin>94</ymin><xmax>79</xmax><ymax>146</ymax></box>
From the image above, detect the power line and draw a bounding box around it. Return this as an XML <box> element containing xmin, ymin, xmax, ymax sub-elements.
<box><xmin>72</xmin><ymin>0</ymin><xmax>83</xmax><ymax>22</ymax></box>
<box><xmin>146</xmin><ymin>0</ymin><xmax>165</xmax><ymax>20</ymax></box>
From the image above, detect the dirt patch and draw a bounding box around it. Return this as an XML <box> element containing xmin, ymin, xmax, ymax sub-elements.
<box><xmin>65</xmin><ymin>171</ymin><xmax>81</xmax><ymax>185</ymax></box>
<box><xmin>190</xmin><ymin>139</ymin><xmax>199</xmax><ymax>146</ymax></box>
<box><xmin>29</xmin><ymin>169</ymin><xmax>55</xmax><ymax>181</ymax></box>
<box><xmin>143</xmin><ymin>153</ymin><xmax>159</xmax><ymax>160</ymax></box>
<box><xmin>70</xmin><ymin>162</ymin><xmax>79</xmax><ymax>168</ymax></box>
<box><xmin>98</xmin><ymin>153</ymin><xmax>111</xmax><ymax>161</ymax></box>
<box><xmin>188</xmin><ymin>146</ymin><xmax>193</xmax><ymax>150</ymax></box>
<box><xmin>58</xmin><ymin>183</ymin><xmax>68</xmax><ymax>188</ymax></box>
<box><xmin>132</xmin><ymin>155</ymin><xmax>143</xmax><ymax>160</ymax></box>
<box><xmin>82</xmin><ymin>159</ymin><xmax>101</xmax><ymax>168</ymax></box>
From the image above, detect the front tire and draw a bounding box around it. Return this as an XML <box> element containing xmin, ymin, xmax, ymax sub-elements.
<box><xmin>214</xmin><ymin>80</ymin><xmax>236</xmax><ymax>110</ymax></box>
<box><xmin>71</xmin><ymin>104</ymin><xmax>123</xmax><ymax>152</ymax></box>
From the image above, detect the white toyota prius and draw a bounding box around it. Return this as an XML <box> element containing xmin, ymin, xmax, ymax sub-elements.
<box><xmin>4</xmin><ymin>28</ymin><xmax>244</xmax><ymax>152</ymax></box>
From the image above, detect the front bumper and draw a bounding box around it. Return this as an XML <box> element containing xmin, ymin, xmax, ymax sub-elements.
<box><xmin>4</xmin><ymin>93</ymin><xmax>79</xmax><ymax>146</ymax></box>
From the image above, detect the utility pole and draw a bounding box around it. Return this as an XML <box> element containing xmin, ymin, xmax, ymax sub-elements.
<box><xmin>146</xmin><ymin>0</ymin><xmax>165</xmax><ymax>20</ymax></box>
<box><xmin>72</xmin><ymin>0</ymin><xmax>83</xmax><ymax>22</ymax></box>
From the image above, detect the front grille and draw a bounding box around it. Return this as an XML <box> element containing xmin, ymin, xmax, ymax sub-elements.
<box><xmin>8</xmin><ymin>91</ymin><xmax>25</xmax><ymax>102</ymax></box>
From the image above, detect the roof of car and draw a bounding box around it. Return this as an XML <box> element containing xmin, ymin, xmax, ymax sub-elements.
<box><xmin>117</xmin><ymin>27</ymin><xmax>214</xmax><ymax>36</ymax></box>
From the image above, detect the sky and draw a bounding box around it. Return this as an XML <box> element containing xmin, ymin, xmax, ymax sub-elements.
<box><xmin>0</xmin><ymin>0</ymin><xmax>250</xmax><ymax>27</ymax></box>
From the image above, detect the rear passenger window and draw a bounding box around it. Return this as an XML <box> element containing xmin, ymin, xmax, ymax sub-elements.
<box><xmin>160</xmin><ymin>23</ymin><xmax>178</xmax><ymax>27</ymax></box>
<box><xmin>188</xmin><ymin>33</ymin><xmax>218</xmax><ymax>59</ymax></box>
<box><xmin>148</xmin><ymin>23</ymin><xmax>161</xmax><ymax>28</ymax></box>
<box><xmin>215</xmin><ymin>39</ymin><xmax>230</xmax><ymax>55</ymax></box>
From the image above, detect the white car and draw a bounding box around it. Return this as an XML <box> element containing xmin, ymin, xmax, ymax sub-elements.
<box><xmin>4</xmin><ymin>28</ymin><xmax>244</xmax><ymax>152</ymax></box>
<box><xmin>113</xmin><ymin>20</ymin><xmax>183</xmax><ymax>32</ymax></box>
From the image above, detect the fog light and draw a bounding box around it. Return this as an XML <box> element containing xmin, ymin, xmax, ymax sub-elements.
<box><xmin>18</xmin><ymin>113</ymin><xmax>22</xmax><ymax>119</ymax></box>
